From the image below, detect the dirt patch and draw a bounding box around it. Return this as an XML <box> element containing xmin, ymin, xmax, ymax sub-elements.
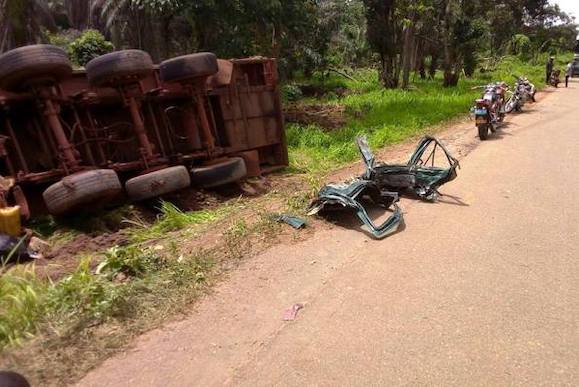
<box><xmin>34</xmin><ymin>232</ymin><xmax>131</xmax><ymax>281</ymax></box>
<box><xmin>284</xmin><ymin>103</ymin><xmax>347</xmax><ymax>129</ymax></box>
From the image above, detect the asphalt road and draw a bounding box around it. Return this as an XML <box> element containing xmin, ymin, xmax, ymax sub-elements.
<box><xmin>80</xmin><ymin>82</ymin><xmax>579</xmax><ymax>386</ymax></box>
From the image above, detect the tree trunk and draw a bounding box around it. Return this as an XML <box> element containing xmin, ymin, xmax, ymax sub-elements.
<box><xmin>429</xmin><ymin>52</ymin><xmax>438</xmax><ymax>79</ymax></box>
<box><xmin>401</xmin><ymin>22</ymin><xmax>414</xmax><ymax>89</ymax></box>
<box><xmin>443</xmin><ymin>71</ymin><xmax>459</xmax><ymax>87</ymax></box>
<box><xmin>380</xmin><ymin>54</ymin><xmax>399</xmax><ymax>88</ymax></box>
<box><xmin>418</xmin><ymin>54</ymin><xmax>426</xmax><ymax>80</ymax></box>
<box><xmin>441</xmin><ymin>0</ymin><xmax>460</xmax><ymax>88</ymax></box>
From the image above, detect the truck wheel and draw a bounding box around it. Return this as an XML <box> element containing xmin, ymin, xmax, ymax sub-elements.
<box><xmin>125</xmin><ymin>166</ymin><xmax>191</xmax><ymax>202</ymax></box>
<box><xmin>160</xmin><ymin>53</ymin><xmax>218</xmax><ymax>83</ymax></box>
<box><xmin>86</xmin><ymin>50</ymin><xmax>154</xmax><ymax>87</ymax></box>
<box><xmin>43</xmin><ymin>170</ymin><xmax>123</xmax><ymax>216</ymax></box>
<box><xmin>190</xmin><ymin>157</ymin><xmax>247</xmax><ymax>188</ymax></box>
<box><xmin>0</xmin><ymin>45</ymin><xmax>72</xmax><ymax>91</ymax></box>
<box><xmin>478</xmin><ymin>124</ymin><xmax>489</xmax><ymax>140</ymax></box>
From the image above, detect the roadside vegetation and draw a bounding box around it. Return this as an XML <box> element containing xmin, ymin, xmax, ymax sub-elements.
<box><xmin>0</xmin><ymin>0</ymin><xmax>577</xmax><ymax>384</ymax></box>
<box><xmin>286</xmin><ymin>53</ymin><xmax>573</xmax><ymax>173</ymax></box>
<box><xmin>0</xmin><ymin>196</ymin><xmax>297</xmax><ymax>384</ymax></box>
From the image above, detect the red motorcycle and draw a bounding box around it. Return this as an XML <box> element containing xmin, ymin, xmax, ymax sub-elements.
<box><xmin>472</xmin><ymin>82</ymin><xmax>507</xmax><ymax>140</ymax></box>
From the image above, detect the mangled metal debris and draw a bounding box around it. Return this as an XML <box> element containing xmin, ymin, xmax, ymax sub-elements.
<box><xmin>308</xmin><ymin>136</ymin><xmax>459</xmax><ymax>239</ymax></box>
<box><xmin>308</xmin><ymin>180</ymin><xmax>402</xmax><ymax>239</ymax></box>
<box><xmin>272</xmin><ymin>214</ymin><xmax>307</xmax><ymax>229</ymax></box>
<box><xmin>357</xmin><ymin>136</ymin><xmax>459</xmax><ymax>201</ymax></box>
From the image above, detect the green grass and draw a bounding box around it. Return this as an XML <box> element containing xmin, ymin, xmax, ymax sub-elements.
<box><xmin>0</xmin><ymin>267</ymin><xmax>44</xmax><ymax>347</ymax></box>
<box><xmin>128</xmin><ymin>201</ymin><xmax>230</xmax><ymax>243</ymax></box>
<box><xmin>0</xmin><ymin>240</ymin><xmax>214</xmax><ymax>349</ymax></box>
<box><xmin>0</xmin><ymin>200</ymin><xmax>230</xmax><ymax>351</ymax></box>
<box><xmin>287</xmin><ymin>54</ymin><xmax>571</xmax><ymax>173</ymax></box>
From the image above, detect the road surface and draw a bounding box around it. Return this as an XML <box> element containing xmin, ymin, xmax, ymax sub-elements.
<box><xmin>80</xmin><ymin>82</ymin><xmax>579</xmax><ymax>386</ymax></box>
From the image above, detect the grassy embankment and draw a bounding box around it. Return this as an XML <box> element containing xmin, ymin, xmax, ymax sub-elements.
<box><xmin>0</xmin><ymin>53</ymin><xmax>571</xmax><ymax>384</ymax></box>
<box><xmin>287</xmin><ymin>54</ymin><xmax>571</xmax><ymax>173</ymax></box>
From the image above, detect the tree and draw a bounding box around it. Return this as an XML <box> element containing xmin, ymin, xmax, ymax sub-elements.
<box><xmin>320</xmin><ymin>0</ymin><xmax>369</xmax><ymax>68</ymax></box>
<box><xmin>364</xmin><ymin>0</ymin><xmax>400</xmax><ymax>88</ymax></box>
<box><xmin>0</xmin><ymin>0</ymin><xmax>56</xmax><ymax>52</ymax></box>
<box><xmin>92</xmin><ymin>0</ymin><xmax>184</xmax><ymax>61</ymax></box>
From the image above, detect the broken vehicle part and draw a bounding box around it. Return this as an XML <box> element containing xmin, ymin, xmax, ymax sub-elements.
<box><xmin>283</xmin><ymin>303</ymin><xmax>304</xmax><ymax>321</ymax></box>
<box><xmin>308</xmin><ymin>180</ymin><xmax>402</xmax><ymax>239</ymax></box>
<box><xmin>272</xmin><ymin>214</ymin><xmax>307</xmax><ymax>229</ymax></box>
<box><xmin>357</xmin><ymin>136</ymin><xmax>459</xmax><ymax>201</ymax></box>
<box><xmin>0</xmin><ymin>234</ymin><xmax>34</xmax><ymax>264</ymax></box>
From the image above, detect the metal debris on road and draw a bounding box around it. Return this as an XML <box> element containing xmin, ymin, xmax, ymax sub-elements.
<box><xmin>357</xmin><ymin>136</ymin><xmax>459</xmax><ymax>201</ymax></box>
<box><xmin>308</xmin><ymin>136</ymin><xmax>459</xmax><ymax>239</ymax></box>
<box><xmin>283</xmin><ymin>303</ymin><xmax>304</xmax><ymax>321</ymax></box>
<box><xmin>272</xmin><ymin>214</ymin><xmax>307</xmax><ymax>229</ymax></box>
<box><xmin>308</xmin><ymin>180</ymin><xmax>402</xmax><ymax>239</ymax></box>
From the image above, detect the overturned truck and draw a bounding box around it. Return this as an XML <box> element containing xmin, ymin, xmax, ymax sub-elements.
<box><xmin>0</xmin><ymin>45</ymin><xmax>287</xmax><ymax>218</ymax></box>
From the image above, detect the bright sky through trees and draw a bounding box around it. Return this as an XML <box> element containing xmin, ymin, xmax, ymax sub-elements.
<box><xmin>553</xmin><ymin>0</ymin><xmax>579</xmax><ymax>18</ymax></box>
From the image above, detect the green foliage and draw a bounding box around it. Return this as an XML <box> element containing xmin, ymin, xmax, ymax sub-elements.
<box><xmin>68</xmin><ymin>29</ymin><xmax>113</xmax><ymax>66</ymax></box>
<box><xmin>511</xmin><ymin>34</ymin><xmax>532</xmax><ymax>58</ymax></box>
<box><xmin>0</xmin><ymin>238</ymin><xmax>213</xmax><ymax>350</ymax></box>
<box><xmin>129</xmin><ymin>201</ymin><xmax>226</xmax><ymax>243</ymax></box>
<box><xmin>281</xmin><ymin>84</ymin><xmax>304</xmax><ymax>102</ymax></box>
<box><xmin>151</xmin><ymin>201</ymin><xmax>219</xmax><ymax>233</ymax></box>
<box><xmin>0</xmin><ymin>268</ymin><xmax>43</xmax><ymax>347</ymax></box>
<box><xmin>45</xmin><ymin>258</ymin><xmax>125</xmax><ymax>327</ymax></box>
<box><xmin>96</xmin><ymin>246</ymin><xmax>166</xmax><ymax>279</ymax></box>
<box><xmin>46</xmin><ymin>29</ymin><xmax>80</xmax><ymax>50</ymax></box>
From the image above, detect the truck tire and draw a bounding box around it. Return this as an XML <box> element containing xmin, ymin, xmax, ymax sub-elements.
<box><xmin>43</xmin><ymin>170</ymin><xmax>123</xmax><ymax>216</ymax></box>
<box><xmin>190</xmin><ymin>157</ymin><xmax>247</xmax><ymax>188</ymax></box>
<box><xmin>86</xmin><ymin>50</ymin><xmax>154</xmax><ymax>87</ymax></box>
<box><xmin>125</xmin><ymin>166</ymin><xmax>191</xmax><ymax>202</ymax></box>
<box><xmin>0</xmin><ymin>45</ymin><xmax>72</xmax><ymax>91</ymax></box>
<box><xmin>478</xmin><ymin>124</ymin><xmax>489</xmax><ymax>140</ymax></box>
<box><xmin>160</xmin><ymin>52</ymin><xmax>218</xmax><ymax>83</ymax></box>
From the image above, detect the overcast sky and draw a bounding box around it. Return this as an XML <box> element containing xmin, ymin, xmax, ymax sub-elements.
<box><xmin>552</xmin><ymin>0</ymin><xmax>579</xmax><ymax>19</ymax></box>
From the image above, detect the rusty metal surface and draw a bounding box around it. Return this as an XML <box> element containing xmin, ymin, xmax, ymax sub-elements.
<box><xmin>0</xmin><ymin>55</ymin><xmax>287</xmax><ymax>215</ymax></box>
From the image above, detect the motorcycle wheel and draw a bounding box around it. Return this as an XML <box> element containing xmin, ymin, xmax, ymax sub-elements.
<box><xmin>504</xmin><ymin>97</ymin><xmax>516</xmax><ymax>113</ymax></box>
<box><xmin>478</xmin><ymin>124</ymin><xmax>489</xmax><ymax>140</ymax></box>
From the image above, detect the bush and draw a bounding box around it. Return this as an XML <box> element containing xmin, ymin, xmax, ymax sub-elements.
<box><xmin>46</xmin><ymin>29</ymin><xmax>81</xmax><ymax>51</ymax></box>
<box><xmin>68</xmin><ymin>30</ymin><xmax>114</xmax><ymax>67</ymax></box>
<box><xmin>281</xmin><ymin>84</ymin><xmax>304</xmax><ymax>102</ymax></box>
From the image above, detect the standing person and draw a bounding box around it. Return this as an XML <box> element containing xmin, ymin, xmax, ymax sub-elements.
<box><xmin>565</xmin><ymin>62</ymin><xmax>572</xmax><ymax>87</ymax></box>
<box><xmin>546</xmin><ymin>56</ymin><xmax>554</xmax><ymax>84</ymax></box>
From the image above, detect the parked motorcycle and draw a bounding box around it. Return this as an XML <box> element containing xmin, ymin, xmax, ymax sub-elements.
<box><xmin>504</xmin><ymin>76</ymin><xmax>535</xmax><ymax>113</ymax></box>
<box><xmin>518</xmin><ymin>76</ymin><xmax>536</xmax><ymax>102</ymax></box>
<box><xmin>472</xmin><ymin>82</ymin><xmax>507</xmax><ymax>140</ymax></box>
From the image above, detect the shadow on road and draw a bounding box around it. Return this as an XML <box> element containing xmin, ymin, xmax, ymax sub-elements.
<box><xmin>436</xmin><ymin>193</ymin><xmax>470</xmax><ymax>207</ymax></box>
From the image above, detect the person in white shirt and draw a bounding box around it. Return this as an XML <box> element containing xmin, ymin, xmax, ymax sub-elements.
<box><xmin>565</xmin><ymin>63</ymin><xmax>572</xmax><ymax>88</ymax></box>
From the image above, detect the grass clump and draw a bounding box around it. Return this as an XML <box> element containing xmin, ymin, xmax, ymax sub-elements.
<box><xmin>0</xmin><ymin>268</ymin><xmax>44</xmax><ymax>348</ymax></box>
<box><xmin>0</xmin><ymin>242</ymin><xmax>214</xmax><ymax>382</ymax></box>
<box><xmin>129</xmin><ymin>201</ymin><xmax>228</xmax><ymax>243</ymax></box>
